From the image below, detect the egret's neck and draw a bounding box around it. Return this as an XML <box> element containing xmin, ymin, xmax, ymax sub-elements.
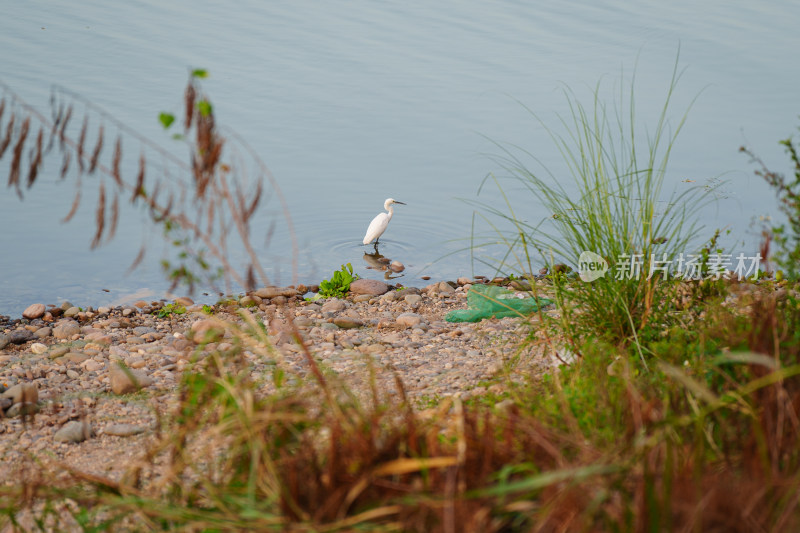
<box><xmin>386</xmin><ymin>206</ymin><xmax>394</xmax><ymax>220</ymax></box>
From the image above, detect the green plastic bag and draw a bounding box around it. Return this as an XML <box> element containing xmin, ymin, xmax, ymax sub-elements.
<box><xmin>445</xmin><ymin>284</ymin><xmax>554</xmax><ymax>323</ymax></box>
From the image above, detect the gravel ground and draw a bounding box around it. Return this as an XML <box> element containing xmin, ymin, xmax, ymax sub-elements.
<box><xmin>0</xmin><ymin>279</ymin><xmax>556</xmax><ymax>483</ymax></box>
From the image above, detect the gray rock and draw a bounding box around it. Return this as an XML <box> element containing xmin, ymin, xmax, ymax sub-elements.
<box><xmin>381</xmin><ymin>291</ymin><xmax>397</xmax><ymax>302</ymax></box>
<box><xmin>49</xmin><ymin>345</ymin><xmax>70</xmax><ymax>358</ymax></box>
<box><xmin>9</xmin><ymin>329</ymin><xmax>33</xmax><ymax>344</ymax></box>
<box><xmin>349</xmin><ymin>279</ymin><xmax>390</xmax><ymax>296</ymax></box>
<box><xmin>104</xmin><ymin>423</ymin><xmax>147</xmax><ymax>437</ymax></box>
<box><xmin>396</xmin><ymin>312</ymin><xmax>423</xmax><ymax>328</ymax></box>
<box><xmin>54</xmin><ymin>420</ymin><xmax>92</xmax><ymax>443</ymax></box>
<box><xmin>437</xmin><ymin>281</ymin><xmax>456</xmax><ymax>294</ymax></box>
<box><xmin>321</xmin><ymin>299</ymin><xmax>347</xmax><ymax>313</ymax></box>
<box><xmin>97</xmin><ymin>306</ymin><xmax>111</xmax><ymax>315</ymax></box>
<box><xmin>0</xmin><ymin>333</ymin><xmax>8</xmax><ymax>350</ymax></box>
<box><xmin>33</xmin><ymin>326</ymin><xmax>52</xmax><ymax>339</ymax></box>
<box><xmin>53</xmin><ymin>319</ymin><xmax>81</xmax><ymax>340</ymax></box>
<box><xmin>404</xmin><ymin>294</ymin><xmax>422</xmax><ymax>306</ymax></box>
<box><xmin>63</xmin><ymin>306</ymin><xmax>81</xmax><ymax>317</ymax></box>
<box><xmin>22</xmin><ymin>303</ymin><xmax>46</xmax><ymax>320</ymax></box>
<box><xmin>109</xmin><ymin>345</ymin><xmax>130</xmax><ymax>359</ymax></box>
<box><xmin>133</xmin><ymin>326</ymin><xmax>156</xmax><ymax>336</ymax></box>
<box><xmin>63</xmin><ymin>352</ymin><xmax>89</xmax><ymax>364</ymax></box>
<box><xmin>396</xmin><ymin>287</ymin><xmax>421</xmax><ymax>297</ymax></box>
<box><xmin>109</xmin><ymin>363</ymin><xmax>154</xmax><ymax>395</ymax></box>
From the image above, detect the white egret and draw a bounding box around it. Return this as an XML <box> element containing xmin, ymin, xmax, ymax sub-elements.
<box><xmin>363</xmin><ymin>198</ymin><xmax>406</xmax><ymax>246</ymax></box>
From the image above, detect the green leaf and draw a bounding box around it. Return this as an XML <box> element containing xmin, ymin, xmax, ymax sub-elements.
<box><xmin>197</xmin><ymin>100</ymin><xmax>213</xmax><ymax>117</ymax></box>
<box><xmin>191</xmin><ymin>68</ymin><xmax>209</xmax><ymax>79</ymax></box>
<box><xmin>171</xmin><ymin>133</ymin><xmax>185</xmax><ymax>140</ymax></box>
<box><xmin>158</xmin><ymin>112</ymin><xmax>175</xmax><ymax>129</ymax></box>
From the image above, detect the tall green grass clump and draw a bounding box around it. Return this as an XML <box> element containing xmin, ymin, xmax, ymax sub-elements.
<box><xmin>476</xmin><ymin>60</ymin><xmax>712</xmax><ymax>345</ymax></box>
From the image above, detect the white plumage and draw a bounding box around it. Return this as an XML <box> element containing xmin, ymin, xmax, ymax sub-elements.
<box><xmin>363</xmin><ymin>198</ymin><xmax>405</xmax><ymax>245</ymax></box>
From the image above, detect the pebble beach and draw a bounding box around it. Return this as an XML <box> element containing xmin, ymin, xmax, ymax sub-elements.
<box><xmin>0</xmin><ymin>276</ymin><xmax>554</xmax><ymax>480</ymax></box>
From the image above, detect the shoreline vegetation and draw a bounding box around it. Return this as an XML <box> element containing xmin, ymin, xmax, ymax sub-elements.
<box><xmin>3</xmin><ymin>65</ymin><xmax>800</xmax><ymax>530</ymax></box>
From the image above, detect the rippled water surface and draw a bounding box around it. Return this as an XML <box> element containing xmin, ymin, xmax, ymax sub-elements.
<box><xmin>1</xmin><ymin>1</ymin><xmax>799</xmax><ymax>316</ymax></box>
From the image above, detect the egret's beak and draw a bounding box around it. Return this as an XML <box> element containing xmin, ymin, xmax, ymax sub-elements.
<box><xmin>394</xmin><ymin>200</ymin><xmax>406</xmax><ymax>205</ymax></box>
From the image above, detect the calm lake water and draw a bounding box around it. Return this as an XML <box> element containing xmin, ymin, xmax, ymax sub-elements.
<box><xmin>1</xmin><ymin>1</ymin><xmax>799</xmax><ymax>316</ymax></box>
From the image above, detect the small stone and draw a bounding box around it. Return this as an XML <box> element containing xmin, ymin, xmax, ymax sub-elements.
<box><xmin>97</xmin><ymin>306</ymin><xmax>111</xmax><ymax>315</ymax></box>
<box><xmin>63</xmin><ymin>306</ymin><xmax>81</xmax><ymax>317</ymax></box>
<box><xmin>122</xmin><ymin>308</ymin><xmax>134</xmax><ymax>317</ymax></box>
<box><xmin>396</xmin><ymin>312</ymin><xmax>423</xmax><ymax>328</ymax></box>
<box><xmin>53</xmin><ymin>319</ymin><xmax>81</xmax><ymax>340</ymax></box>
<box><xmin>33</xmin><ymin>327</ymin><xmax>52</xmax><ymax>339</ymax></box>
<box><xmin>127</xmin><ymin>357</ymin><xmax>147</xmax><ymax>369</ymax></box>
<box><xmin>9</xmin><ymin>329</ymin><xmax>33</xmax><ymax>344</ymax></box>
<box><xmin>254</xmin><ymin>286</ymin><xmax>282</xmax><ymax>299</ymax></box>
<box><xmin>109</xmin><ymin>345</ymin><xmax>129</xmax><ymax>359</ymax></box>
<box><xmin>133</xmin><ymin>326</ymin><xmax>156</xmax><ymax>336</ymax></box>
<box><xmin>349</xmin><ymin>279</ymin><xmax>390</xmax><ymax>296</ymax></box>
<box><xmin>6</xmin><ymin>402</ymin><xmax>39</xmax><ymax>417</ymax></box>
<box><xmin>0</xmin><ymin>333</ymin><xmax>8</xmax><ymax>350</ymax></box>
<box><xmin>174</xmin><ymin>296</ymin><xmax>194</xmax><ymax>306</ymax></box>
<box><xmin>190</xmin><ymin>319</ymin><xmax>223</xmax><ymax>343</ymax></box>
<box><xmin>437</xmin><ymin>282</ymin><xmax>455</xmax><ymax>294</ymax></box>
<box><xmin>49</xmin><ymin>345</ymin><xmax>70</xmax><ymax>358</ymax></box>
<box><xmin>54</xmin><ymin>420</ymin><xmax>92</xmax><ymax>443</ymax></box>
<box><xmin>22</xmin><ymin>303</ymin><xmax>46</xmax><ymax>320</ymax></box>
<box><xmin>109</xmin><ymin>363</ymin><xmax>154</xmax><ymax>395</ymax></box>
<box><xmin>404</xmin><ymin>294</ymin><xmax>422</xmax><ymax>306</ymax></box>
<box><xmin>389</xmin><ymin>261</ymin><xmax>405</xmax><ymax>272</ymax></box>
<box><xmin>104</xmin><ymin>423</ymin><xmax>147</xmax><ymax>437</ymax></box>
<box><xmin>83</xmin><ymin>360</ymin><xmax>104</xmax><ymax>372</ymax></box>
<box><xmin>333</xmin><ymin>316</ymin><xmax>363</xmax><ymax>329</ymax></box>
<box><xmin>352</xmin><ymin>294</ymin><xmax>372</xmax><ymax>303</ymax></box>
<box><xmin>2</xmin><ymin>383</ymin><xmax>38</xmax><ymax>405</ymax></box>
<box><xmin>134</xmin><ymin>300</ymin><xmax>148</xmax><ymax>308</ymax></box>
<box><xmin>63</xmin><ymin>352</ymin><xmax>89</xmax><ymax>364</ymax></box>
<box><xmin>85</xmin><ymin>332</ymin><xmax>111</xmax><ymax>344</ymax></box>
<box><xmin>322</xmin><ymin>300</ymin><xmax>347</xmax><ymax>313</ymax></box>
<box><xmin>30</xmin><ymin>342</ymin><xmax>48</xmax><ymax>355</ymax></box>
<box><xmin>457</xmin><ymin>277</ymin><xmax>471</xmax><ymax>286</ymax></box>
<box><xmin>60</xmin><ymin>301</ymin><xmax>74</xmax><ymax>311</ymax></box>
<box><xmin>365</xmin><ymin>343</ymin><xmax>386</xmax><ymax>354</ymax></box>
<box><xmin>381</xmin><ymin>291</ymin><xmax>397</xmax><ymax>302</ymax></box>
